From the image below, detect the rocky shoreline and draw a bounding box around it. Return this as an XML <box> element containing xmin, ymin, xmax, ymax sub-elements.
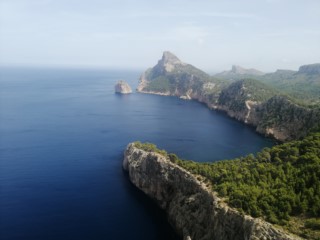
<box><xmin>123</xmin><ymin>143</ymin><xmax>301</xmax><ymax>240</ymax></box>
<box><xmin>136</xmin><ymin>52</ymin><xmax>320</xmax><ymax>142</ymax></box>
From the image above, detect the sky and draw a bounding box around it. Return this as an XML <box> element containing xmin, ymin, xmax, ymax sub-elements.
<box><xmin>0</xmin><ymin>0</ymin><xmax>319</xmax><ymax>72</ymax></box>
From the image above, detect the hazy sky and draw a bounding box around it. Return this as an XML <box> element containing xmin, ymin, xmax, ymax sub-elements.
<box><xmin>1</xmin><ymin>0</ymin><xmax>319</xmax><ymax>72</ymax></box>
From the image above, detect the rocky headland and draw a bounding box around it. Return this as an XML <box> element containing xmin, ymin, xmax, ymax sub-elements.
<box><xmin>123</xmin><ymin>143</ymin><xmax>301</xmax><ymax>240</ymax></box>
<box><xmin>137</xmin><ymin>51</ymin><xmax>320</xmax><ymax>141</ymax></box>
<box><xmin>115</xmin><ymin>80</ymin><xmax>132</xmax><ymax>94</ymax></box>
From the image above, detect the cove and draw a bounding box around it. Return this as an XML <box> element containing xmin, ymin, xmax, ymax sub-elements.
<box><xmin>0</xmin><ymin>67</ymin><xmax>274</xmax><ymax>240</ymax></box>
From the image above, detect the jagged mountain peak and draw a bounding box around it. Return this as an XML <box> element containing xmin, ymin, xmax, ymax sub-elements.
<box><xmin>162</xmin><ymin>51</ymin><xmax>181</xmax><ymax>64</ymax></box>
<box><xmin>157</xmin><ymin>51</ymin><xmax>184</xmax><ymax>72</ymax></box>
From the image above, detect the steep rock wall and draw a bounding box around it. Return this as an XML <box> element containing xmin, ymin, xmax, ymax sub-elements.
<box><xmin>123</xmin><ymin>143</ymin><xmax>301</xmax><ymax>240</ymax></box>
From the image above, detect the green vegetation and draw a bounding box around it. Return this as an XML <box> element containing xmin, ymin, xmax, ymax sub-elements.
<box><xmin>216</xmin><ymin>66</ymin><xmax>320</xmax><ymax>106</ymax></box>
<box><xmin>175</xmin><ymin>132</ymin><xmax>320</xmax><ymax>239</ymax></box>
<box><xmin>144</xmin><ymin>76</ymin><xmax>171</xmax><ymax>92</ymax></box>
<box><xmin>135</xmin><ymin>132</ymin><xmax>320</xmax><ymax>239</ymax></box>
<box><xmin>217</xmin><ymin>78</ymin><xmax>280</xmax><ymax>112</ymax></box>
<box><xmin>305</xmin><ymin>218</ymin><xmax>320</xmax><ymax>230</ymax></box>
<box><xmin>257</xmin><ymin>96</ymin><xmax>320</xmax><ymax>130</ymax></box>
<box><xmin>142</xmin><ymin>61</ymin><xmax>224</xmax><ymax>102</ymax></box>
<box><xmin>177</xmin><ymin>132</ymin><xmax>320</xmax><ymax>222</ymax></box>
<box><xmin>133</xmin><ymin>141</ymin><xmax>167</xmax><ymax>156</ymax></box>
<box><xmin>258</xmin><ymin>70</ymin><xmax>320</xmax><ymax>106</ymax></box>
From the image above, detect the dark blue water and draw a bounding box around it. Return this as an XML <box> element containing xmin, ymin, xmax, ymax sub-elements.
<box><xmin>0</xmin><ymin>67</ymin><xmax>274</xmax><ymax>240</ymax></box>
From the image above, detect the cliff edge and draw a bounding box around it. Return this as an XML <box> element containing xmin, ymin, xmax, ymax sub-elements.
<box><xmin>123</xmin><ymin>143</ymin><xmax>301</xmax><ymax>240</ymax></box>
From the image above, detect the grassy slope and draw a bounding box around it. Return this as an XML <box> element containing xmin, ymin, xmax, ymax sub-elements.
<box><xmin>216</xmin><ymin>70</ymin><xmax>320</xmax><ymax>106</ymax></box>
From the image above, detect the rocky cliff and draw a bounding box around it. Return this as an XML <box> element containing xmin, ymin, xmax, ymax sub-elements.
<box><xmin>216</xmin><ymin>80</ymin><xmax>320</xmax><ymax>141</ymax></box>
<box><xmin>123</xmin><ymin>143</ymin><xmax>301</xmax><ymax>240</ymax></box>
<box><xmin>252</xmin><ymin>96</ymin><xmax>320</xmax><ymax>140</ymax></box>
<box><xmin>137</xmin><ymin>51</ymin><xmax>224</xmax><ymax>103</ymax></box>
<box><xmin>137</xmin><ymin>52</ymin><xmax>320</xmax><ymax>141</ymax></box>
<box><xmin>115</xmin><ymin>80</ymin><xmax>132</xmax><ymax>94</ymax></box>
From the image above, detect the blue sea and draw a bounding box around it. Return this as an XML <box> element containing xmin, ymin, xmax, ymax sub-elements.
<box><xmin>0</xmin><ymin>67</ymin><xmax>274</xmax><ymax>240</ymax></box>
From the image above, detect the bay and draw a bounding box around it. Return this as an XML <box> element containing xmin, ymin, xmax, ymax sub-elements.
<box><xmin>0</xmin><ymin>67</ymin><xmax>274</xmax><ymax>240</ymax></box>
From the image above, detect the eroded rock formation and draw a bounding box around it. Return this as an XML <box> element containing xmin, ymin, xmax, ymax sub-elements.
<box><xmin>115</xmin><ymin>80</ymin><xmax>132</xmax><ymax>94</ymax></box>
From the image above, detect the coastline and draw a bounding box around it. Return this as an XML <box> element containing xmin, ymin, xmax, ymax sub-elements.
<box><xmin>123</xmin><ymin>143</ymin><xmax>301</xmax><ymax>240</ymax></box>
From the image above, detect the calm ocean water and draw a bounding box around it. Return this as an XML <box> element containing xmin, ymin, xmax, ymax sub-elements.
<box><xmin>0</xmin><ymin>67</ymin><xmax>274</xmax><ymax>240</ymax></box>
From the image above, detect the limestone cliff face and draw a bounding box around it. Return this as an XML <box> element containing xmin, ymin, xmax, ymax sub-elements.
<box><xmin>250</xmin><ymin>96</ymin><xmax>320</xmax><ymax>140</ymax></box>
<box><xmin>137</xmin><ymin>51</ymin><xmax>223</xmax><ymax>108</ymax></box>
<box><xmin>215</xmin><ymin>81</ymin><xmax>320</xmax><ymax>141</ymax></box>
<box><xmin>123</xmin><ymin>143</ymin><xmax>301</xmax><ymax>240</ymax></box>
<box><xmin>115</xmin><ymin>80</ymin><xmax>132</xmax><ymax>94</ymax></box>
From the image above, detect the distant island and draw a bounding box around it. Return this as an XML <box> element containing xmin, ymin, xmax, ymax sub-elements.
<box><xmin>137</xmin><ymin>51</ymin><xmax>320</xmax><ymax>141</ymax></box>
<box><xmin>115</xmin><ymin>80</ymin><xmax>132</xmax><ymax>94</ymax></box>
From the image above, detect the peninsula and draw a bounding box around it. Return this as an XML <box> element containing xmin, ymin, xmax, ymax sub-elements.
<box><xmin>137</xmin><ymin>51</ymin><xmax>320</xmax><ymax>141</ymax></box>
<box><xmin>123</xmin><ymin>140</ymin><xmax>319</xmax><ymax>239</ymax></box>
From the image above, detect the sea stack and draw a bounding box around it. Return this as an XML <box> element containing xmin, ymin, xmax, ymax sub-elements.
<box><xmin>114</xmin><ymin>80</ymin><xmax>132</xmax><ymax>94</ymax></box>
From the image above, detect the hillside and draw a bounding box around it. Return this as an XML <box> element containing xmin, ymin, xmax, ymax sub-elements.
<box><xmin>124</xmin><ymin>136</ymin><xmax>320</xmax><ymax>239</ymax></box>
<box><xmin>137</xmin><ymin>52</ymin><xmax>320</xmax><ymax>141</ymax></box>
<box><xmin>173</xmin><ymin>131</ymin><xmax>320</xmax><ymax>239</ymax></box>
<box><xmin>217</xmin><ymin>78</ymin><xmax>280</xmax><ymax>117</ymax></box>
<box><xmin>138</xmin><ymin>51</ymin><xmax>225</xmax><ymax>103</ymax></box>
<box><xmin>216</xmin><ymin>81</ymin><xmax>320</xmax><ymax>140</ymax></box>
<box><xmin>215</xmin><ymin>64</ymin><xmax>320</xmax><ymax>105</ymax></box>
<box><xmin>124</xmin><ymin>142</ymin><xmax>302</xmax><ymax>240</ymax></box>
<box><xmin>215</xmin><ymin>65</ymin><xmax>265</xmax><ymax>81</ymax></box>
<box><xmin>258</xmin><ymin>64</ymin><xmax>320</xmax><ymax>105</ymax></box>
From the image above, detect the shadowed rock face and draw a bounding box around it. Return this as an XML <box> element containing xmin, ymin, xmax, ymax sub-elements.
<box><xmin>298</xmin><ymin>63</ymin><xmax>320</xmax><ymax>74</ymax></box>
<box><xmin>115</xmin><ymin>80</ymin><xmax>132</xmax><ymax>94</ymax></box>
<box><xmin>123</xmin><ymin>143</ymin><xmax>301</xmax><ymax>240</ymax></box>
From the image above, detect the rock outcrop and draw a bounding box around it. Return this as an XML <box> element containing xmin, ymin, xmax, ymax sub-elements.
<box><xmin>115</xmin><ymin>80</ymin><xmax>132</xmax><ymax>94</ymax></box>
<box><xmin>123</xmin><ymin>143</ymin><xmax>301</xmax><ymax>240</ymax></box>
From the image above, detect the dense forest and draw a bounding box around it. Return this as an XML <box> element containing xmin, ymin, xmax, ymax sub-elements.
<box><xmin>135</xmin><ymin>131</ymin><xmax>320</xmax><ymax>239</ymax></box>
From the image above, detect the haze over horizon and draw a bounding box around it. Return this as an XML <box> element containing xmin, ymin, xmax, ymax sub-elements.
<box><xmin>0</xmin><ymin>0</ymin><xmax>319</xmax><ymax>72</ymax></box>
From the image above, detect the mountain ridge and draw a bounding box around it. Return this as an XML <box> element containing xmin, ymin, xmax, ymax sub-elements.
<box><xmin>137</xmin><ymin>52</ymin><xmax>320</xmax><ymax>141</ymax></box>
<box><xmin>216</xmin><ymin>65</ymin><xmax>265</xmax><ymax>78</ymax></box>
